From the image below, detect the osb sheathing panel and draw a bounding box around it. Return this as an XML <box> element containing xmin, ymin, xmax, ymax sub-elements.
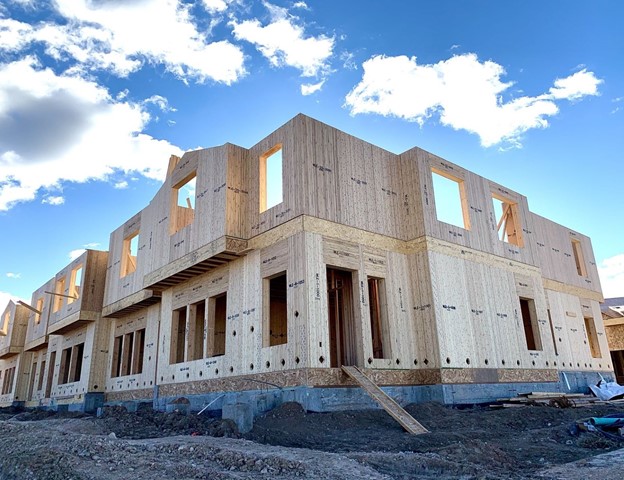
<box><xmin>0</xmin><ymin>351</ymin><xmax>33</xmax><ymax>405</ymax></box>
<box><xmin>47</xmin><ymin>250</ymin><xmax>108</xmax><ymax>333</ymax></box>
<box><xmin>605</xmin><ymin>324</ymin><xmax>624</xmax><ymax>351</ymax></box>
<box><xmin>106</xmin><ymin>387</ymin><xmax>154</xmax><ymax>403</ymax></box>
<box><xmin>24</xmin><ymin>279</ymin><xmax>54</xmax><ymax>349</ymax></box>
<box><xmin>0</xmin><ymin>301</ymin><xmax>29</xmax><ymax>354</ymax></box>
<box><xmin>545</xmin><ymin>290</ymin><xmax>612</xmax><ymax>372</ymax></box>
<box><xmin>104</xmin><ymin>304</ymin><xmax>160</xmax><ymax>395</ymax></box>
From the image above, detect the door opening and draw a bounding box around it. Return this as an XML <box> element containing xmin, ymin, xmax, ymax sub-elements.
<box><xmin>327</xmin><ymin>268</ymin><xmax>357</xmax><ymax>367</ymax></box>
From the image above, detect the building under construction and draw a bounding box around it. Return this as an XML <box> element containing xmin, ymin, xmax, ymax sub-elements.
<box><xmin>0</xmin><ymin>114</ymin><xmax>614</xmax><ymax>423</ymax></box>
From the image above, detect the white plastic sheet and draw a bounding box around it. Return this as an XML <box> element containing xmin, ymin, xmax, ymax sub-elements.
<box><xmin>589</xmin><ymin>380</ymin><xmax>624</xmax><ymax>401</ymax></box>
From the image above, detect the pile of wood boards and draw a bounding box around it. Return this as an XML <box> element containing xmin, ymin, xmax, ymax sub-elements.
<box><xmin>491</xmin><ymin>391</ymin><xmax>624</xmax><ymax>409</ymax></box>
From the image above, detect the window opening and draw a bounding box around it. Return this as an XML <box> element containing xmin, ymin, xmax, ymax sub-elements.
<box><xmin>1</xmin><ymin>311</ymin><xmax>9</xmax><ymax>335</ymax></box>
<box><xmin>584</xmin><ymin>316</ymin><xmax>601</xmax><ymax>358</ymax></box>
<box><xmin>571</xmin><ymin>239</ymin><xmax>587</xmax><ymax>277</ymax></box>
<box><xmin>259</xmin><ymin>144</ymin><xmax>283</xmax><ymax>212</ymax></box>
<box><xmin>38</xmin><ymin>360</ymin><xmax>46</xmax><ymax>391</ymax></box>
<box><xmin>121</xmin><ymin>232</ymin><xmax>139</xmax><ymax>277</ymax></box>
<box><xmin>170</xmin><ymin>307</ymin><xmax>187</xmax><ymax>364</ymax></box>
<box><xmin>547</xmin><ymin>309</ymin><xmax>558</xmax><ymax>356</ymax></box>
<box><xmin>132</xmin><ymin>329</ymin><xmax>145</xmax><ymax>375</ymax></box>
<box><xmin>53</xmin><ymin>276</ymin><xmax>66</xmax><ymax>312</ymax></box>
<box><xmin>1</xmin><ymin>367</ymin><xmax>15</xmax><ymax>395</ymax></box>
<box><xmin>59</xmin><ymin>347</ymin><xmax>71</xmax><ymax>384</ymax></box>
<box><xmin>68</xmin><ymin>265</ymin><xmax>83</xmax><ymax>304</ymax></box>
<box><xmin>207</xmin><ymin>293</ymin><xmax>227</xmax><ymax>357</ymax></box>
<box><xmin>189</xmin><ymin>300</ymin><xmax>205</xmax><ymax>361</ymax></box>
<box><xmin>519</xmin><ymin>298</ymin><xmax>542</xmax><ymax>351</ymax></box>
<box><xmin>71</xmin><ymin>343</ymin><xmax>84</xmax><ymax>383</ymax></box>
<box><xmin>121</xmin><ymin>333</ymin><xmax>134</xmax><ymax>376</ymax></box>
<box><xmin>111</xmin><ymin>336</ymin><xmax>123</xmax><ymax>377</ymax></box>
<box><xmin>367</xmin><ymin>277</ymin><xmax>390</xmax><ymax>359</ymax></box>
<box><xmin>28</xmin><ymin>361</ymin><xmax>38</xmax><ymax>400</ymax></box>
<box><xmin>170</xmin><ymin>173</ymin><xmax>196</xmax><ymax>234</ymax></box>
<box><xmin>35</xmin><ymin>298</ymin><xmax>44</xmax><ymax>324</ymax></box>
<box><xmin>492</xmin><ymin>194</ymin><xmax>523</xmax><ymax>247</ymax></box>
<box><xmin>263</xmin><ymin>272</ymin><xmax>288</xmax><ymax>347</ymax></box>
<box><xmin>45</xmin><ymin>352</ymin><xmax>55</xmax><ymax>398</ymax></box>
<box><xmin>431</xmin><ymin>168</ymin><xmax>470</xmax><ymax>229</ymax></box>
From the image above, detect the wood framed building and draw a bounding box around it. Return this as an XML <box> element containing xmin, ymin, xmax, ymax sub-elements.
<box><xmin>5</xmin><ymin>114</ymin><xmax>614</xmax><ymax>412</ymax></box>
<box><xmin>98</xmin><ymin>114</ymin><xmax>612</xmax><ymax>409</ymax></box>
<box><xmin>0</xmin><ymin>301</ymin><xmax>32</xmax><ymax>406</ymax></box>
<box><xmin>22</xmin><ymin>250</ymin><xmax>110</xmax><ymax>410</ymax></box>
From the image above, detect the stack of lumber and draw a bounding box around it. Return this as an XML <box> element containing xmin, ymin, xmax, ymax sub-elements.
<box><xmin>490</xmin><ymin>391</ymin><xmax>624</xmax><ymax>409</ymax></box>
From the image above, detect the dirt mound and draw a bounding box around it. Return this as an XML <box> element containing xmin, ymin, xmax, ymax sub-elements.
<box><xmin>96</xmin><ymin>404</ymin><xmax>239</xmax><ymax>439</ymax></box>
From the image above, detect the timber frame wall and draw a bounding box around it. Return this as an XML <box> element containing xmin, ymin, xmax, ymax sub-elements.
<box><xmin>11</xmin><ymin>114</ymin><xmax>613</xmax><ymax>408</ymax></box>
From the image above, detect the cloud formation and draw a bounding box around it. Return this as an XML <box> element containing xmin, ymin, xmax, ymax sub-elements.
<box><xmin>1</xmin><ymin>0</ymin><xmax>246</xmax><ymax>84</ymax></box>
<box><xmin>231</xmin><ymin>1</ymin><xmax>334</xmax><ymax>79</ymax></box>
<box><xmin>598</xmin><ymin>253</ymin><xmax>624</xmax><ymax>298</ymax></box>
<box><xmin>0</xmin><ymin>57</ymin><xmax>182</xmax><ymax>210</ymax></box>
<box><xmin>6</xmin><ymin>273</ymin><xmax>21</xmax><ymax>279</ymax></box>
<box><xmin>345</xmin><ymin>54</ymin><xmax>602</xmax><ymax>147</ymax></box>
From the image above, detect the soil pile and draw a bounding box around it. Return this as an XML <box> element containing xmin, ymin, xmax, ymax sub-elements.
<box><xmin>0</xmin><ymin>401</ymin><xmax>622</xmax><ymax>479</ymax></box>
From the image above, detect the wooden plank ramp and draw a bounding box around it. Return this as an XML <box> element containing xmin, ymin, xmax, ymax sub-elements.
<box><xmin>341</xmin><ymin>365</ymin><xmax>429</xmax><ymax>435</ymax></box>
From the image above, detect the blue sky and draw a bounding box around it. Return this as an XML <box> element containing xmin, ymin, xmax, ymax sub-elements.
<box><xmin>1</xmin><ymin>0</ymin><xmax>623</xmax><ymax>312</ymax></box>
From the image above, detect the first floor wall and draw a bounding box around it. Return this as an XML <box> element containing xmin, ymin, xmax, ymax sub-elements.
<box><xmin>103</xmin><ymin>229</ymin><xmax>613</xmax><ymax>402</ymax></box>
<box><xmin>0</xmin><ymin>352</ymin><xmax>33</xmax><ymax>406</ymax></box>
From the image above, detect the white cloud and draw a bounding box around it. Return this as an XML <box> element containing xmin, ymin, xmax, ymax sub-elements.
<box><xmin>201</xmin><ymin>0</ymin><xmax>230</xmax><ymax>13</ymax></box>
<box><xmin>42</xmin><ymin>195</ymin><xmax>65</xmax><ymax>206</ymax></box>
<box><xmin>231</xmin><ymin>1</ymin><xmax>334</xmax><ymax>78</ymax></box>
<box><xmin>83</xmin><ymin>242</ymin><xmax>100</xmax><ymax>249</ymax></box>
<box><xmin>68</xmin><ymin>248</ymin><xmax>86</xmax><ymax>261</ymax></box>
<box><xmin>292</xmin><ymin>1</ymin><xmax>309</xmax><ymax>10</ymax></box>
<box><xmin>6</xmin><ymin>272</ymin><xmax>21</xmax><ymax>279</ymax></box>
<box><xmin>113</xmin><ymin>181</ymin><xmax>129</xmax><ymax>189</ymax></box>
<box><xmin>345</xmin><ymin>54</ymin><xmax>602</xmax><ymax>147</ymax></box>
<box><xmin>0</xmin><ymin>1</ymin><xmax>246</xmax><ymax>84</ymax></box>
<box><xmin>0</xmin><ymin>57</ymin><xmax>183</xmax><ymax>211</ymax></box>
<box><xmin>143</xmin><ymin>95</ymin><xmax>176</xmax><ymax>112</ymax></box>
<box><xmin>301</xmin><ymin>79</ymin><xmax>324</xmax><ymax>95</ymax></box>
<box><xmin>598</xmin><ymin>254</ymin><xmax>624</xmax><ymax>298</ymax></box>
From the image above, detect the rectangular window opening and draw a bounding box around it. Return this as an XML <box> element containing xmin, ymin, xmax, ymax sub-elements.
<box><xmin>28</xmin><ymin>361</ymin><xmax>38</xmax><ymax>400</ymax></box>
<box><xmin>584</xmin><ymin>316</ymin><xmax>601</xmax><ymax>358</ymax></box>
<box><xmin>121</xmin><ymin>333</ymin><xmax>134</xmax><ymax>376</ymax></box>
<box><xmin>207</xmin><ymin>293</ymin><xmax>227</xmax><ymax>357</ymax></box>
<box><xmin>263</xmin><ymin>272</ymin><xmax>288</xmax><ymax>347</ymax></box>
<box><xmin>571</xmin><ymin>239</ymin><xmax>587</xmax><ymax>277</ymax></box>
<box><xmin>53</xmin><ymin>276</ymin><xmax>66</xmax><ymax>312</ymax></box>
<box><xmin>1</xmin><ymin>311</ymin><xmax>9</xmax><ymax>335</ymax></box>
<box><xmin>170</xmin><ymin>306</ymin><xmax>187</xmax><ymax>364</ymax></box>
<box><xmin>492</xmin><ymin>194</ymin><xmax>524</xmax><ymax>247</ymax></box>
<box><xmin>68</xmin><ymin>265</ymin><xmax>83</xmax><ymax>304</ymax></box>
<box><xmin>367</xmin><ymin>277</ymin><xmax>391</xmax><ymax>359</ymax></box>
<box><xmin>189</xmin><ymin>300</ymin><xmax>205</xmax><ymax>361</ymax></box>
<box><xmin>547</xmin><ymin>309</ymin><xmax>558</xmax><ymax>356</ymax></box>
<box><xmin>111</xmin><ymin>336</ymin><xmax>123</xmax><ymax>378</ymax></box>
<box><xmin>170</xmin><ymin>173</ymin><xmax>196</xmax><ymax>234</ymax></box>
<box><xmin>45</xmin><ymin>352</ymin><xmax>55</xmax><ymax>398</ymax></box>
<box><xmin>38</xmin><ymin>360</ymin><xmax>46</xmax><ymax>392</ymax></box>
<box><xmin>259</xmin><ymin>144</ymin><xmax>283</xmax><ymax>213</ymax></box>
<box><xmin>35</xmin><ymin>298</ymin><xmax>44</xmax><ymax>324</ymax></box>
<box><xmin>71</xmin><ymin>343</ymin><xmax>84</xmax><ymax>383</ymax></box>
<box><xmin>519</xmin><ymin>297</ymin><xmax>542</xmax><ymax>351</ymax></box>
<box><xmin>121</xmin><ymin>232</ymin><xmax>139</xmax><ymax>278</ymax></box>
<box><xmin>431</xmin><ymin>168</ymin><xmax>470</xmax><ymax>230</ymax></box>
<box><xmin>132</xmin><ymin>329</ymin><xmax>145</xmax><ymax>375</ymax></box>
<box><xmin>59</xmin><ymin>347</ymin><xmax>72</xmax><ymax>384</ymax></box>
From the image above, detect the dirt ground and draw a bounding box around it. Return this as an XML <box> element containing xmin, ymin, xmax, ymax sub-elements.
<box><xmin>0</xmin><ymin>401</ymin><xmax>623</xmax><ymax>479</ymax></box>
